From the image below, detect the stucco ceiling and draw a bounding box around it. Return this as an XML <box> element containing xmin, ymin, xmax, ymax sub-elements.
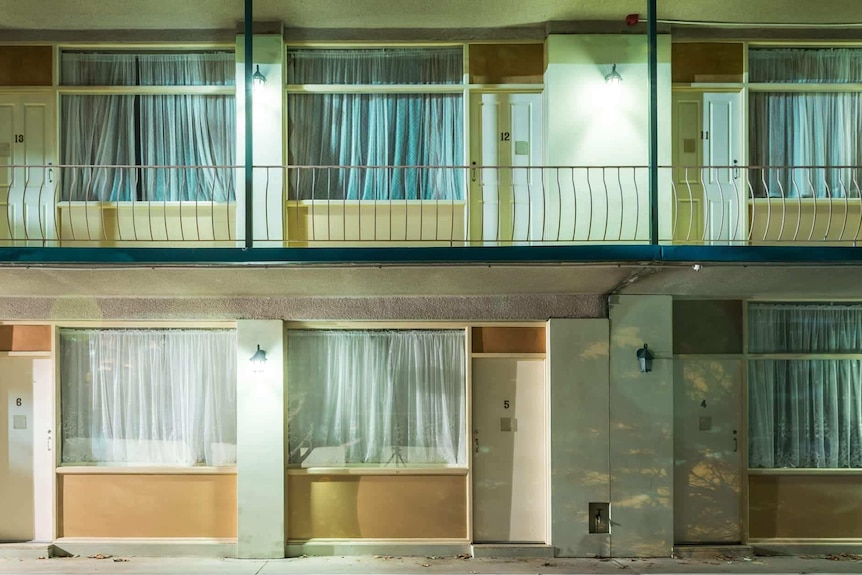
<box><xmin>1</xmin><ymin>0</ymin><xmax>860</xmax><ymax>31</ymax></box>
<box><xmin>0</xmin><ymin>263</ymin><xmax>860</xmax><ymax>300</ymax></box>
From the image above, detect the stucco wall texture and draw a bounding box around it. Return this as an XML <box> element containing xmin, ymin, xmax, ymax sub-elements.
<box><xmin>0</xmin><ymin>294</ymin><xmax>606</xmax><ymax>322</ymax></box>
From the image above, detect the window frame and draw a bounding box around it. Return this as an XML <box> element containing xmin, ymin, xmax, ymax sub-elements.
<box><xmin>56</xmin><ymin>45</ymin><xmax>237</xmax><ymax>204</ymax></box>
<box><xmin>57</xmin><ymin>320</ymin><xmax>238</xmax><ymax>471</ymax></box>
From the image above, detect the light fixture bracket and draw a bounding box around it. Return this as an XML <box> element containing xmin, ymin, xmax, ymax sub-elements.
<box><xmin>252</xmin><ymin>64</ymin><xmax>267</xmax><ymax>88</ymax></box>
<box><xmin>605</xmin><ymin>64</ymin><xmax>623</xmax><ymax>85</ymax></box>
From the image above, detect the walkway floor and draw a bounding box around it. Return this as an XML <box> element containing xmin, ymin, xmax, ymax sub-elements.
<box><xmin>0</xmin><ymin>555</ymin><xmax>861</xmax><ymax>575</ymax></box>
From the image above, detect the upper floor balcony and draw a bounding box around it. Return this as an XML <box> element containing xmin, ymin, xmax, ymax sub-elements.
<box><xmin>2</xmin><ymin>162</ymin><xmax>862</xmax><ymax>266</ymax></box>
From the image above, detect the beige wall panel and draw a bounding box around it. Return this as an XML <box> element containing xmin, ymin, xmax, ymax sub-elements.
<box><xmin>0</xmin><ymin>46</ymin><xmax>52</xmax><ymax>86</ymax></box>
<box><xmin>472</xmin><ymin>326</ymin><xmax>545</xmax><ymax>354</ymax></box>
<box><xmin>672</xmin><ymin>43</ymin><xmax>744</xmax><ymax>84</ymax></box>
<box><xmin>285</xmin><ymin>203</ymin><xmax>465</xmax><ymax>247</ymax></box>
<box><xmin>58</xmin><ymin>205</ymin><xmax>236</xmax><ymax>247</ymax></box>
<box><xmin>287</xmin><ymin>475</ymin><xmax>467</xmax><ymax>540</ymax></box>
<box><xmin>673</xmin><ymin>300</ymin><xmax>743</xmax><ymax>355</ymax></box>
<box><xmin>469</xmin><ymin>44</ymin><xmax>544</xmax><ymax>84</ymax></box>
<box><xmin>749</xmin><ymin>202</ymin><xmax>862</xmax><ymax>245</ymax></box>
<box><xmin>749</xmin><ymin>475</ymin><xmax>862</xmax><ymax>539</ymax></box>
<box><xmin>59</xmin><ymin>473</ymin><xmax>237</xmax><ymax>538</ymax></box>
<box><xmin>0</xmin><ymin>325</ymin><xmax>51</xmax><ymax>351</ymax></box>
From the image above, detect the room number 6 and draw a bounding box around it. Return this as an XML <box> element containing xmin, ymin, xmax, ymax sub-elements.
<box><xmin>16</xmin><ymin>398</ymin><xmax>22</xmax><ymax>406</ymax></box>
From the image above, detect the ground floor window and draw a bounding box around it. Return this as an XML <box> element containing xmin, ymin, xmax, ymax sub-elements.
<box><xmin>59</xmin><ymin>328</ymin><xmax>237</xmax><ymax>466</ymax></box>
<box><xmin>287</xmin><ymin>329</ymin><xmax>466</xmax><ymax>467</ymax></box>
<box><xmin>748</xmin><ymin>303</ymin><xmax>862</xmax><ymax>468</ymax></box>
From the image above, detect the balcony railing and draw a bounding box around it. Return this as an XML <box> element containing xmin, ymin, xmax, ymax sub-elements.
<box><xmin>3</xmin><ymin>164</ymin><xmax>862</xmax><ymax>248</ymax></box>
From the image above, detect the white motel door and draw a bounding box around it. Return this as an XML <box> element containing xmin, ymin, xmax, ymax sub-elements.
<box><xmin>673</xmin><ymin>358</ymin><xmax>743</xmax><ymax>544</ymax></box>
<box><xmin>0</xmin><ymin>93</ymin><xmax>56</xmax><ymax>245</ymax></box>
<box><xmin>0</xmin><ymin>358</ymin><xmax>36</xmax><ymax>541</ymax></box>
<box><xmin>469</xmin><ymin>92</ymin><xmax>543</xmax><ymax>244</ymax></box>
<box><xmin>702</xmin><ymin>92</ymin><xmax>742</xmax><ymax>244</ymax></box>
<box><xmin>472</xmin><ymin>358</ymin><xmax>546</xmax><ymax>543</ymax></box>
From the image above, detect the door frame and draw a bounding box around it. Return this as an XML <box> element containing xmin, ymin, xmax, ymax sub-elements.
<box><xmin>0</xmin><ymin>328</ymin><xmax>55</xmax><ymax>542</ymax></box>
<box><xmin>467</xmin><ymin>322</ymin><xmax>550</xmax><ymax>545</ymax></box>
<box><xmin>468</xmin><ymin>89</ymin><xmax>544</xmax><ymax>244</ymax></box>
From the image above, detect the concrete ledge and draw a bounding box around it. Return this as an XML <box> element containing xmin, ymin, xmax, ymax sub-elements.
<box><xmin>286</xmin><ymin>541</ymin><xmax>471</xmax><ymax>557</ymax></box>
<box><xmin>0</xmin><ymin>543</ymin><xmax>51</xmax><ymax>560</ymax></box>
<box><xmin>752</xmin><ymin>541</ymin><xmax>862</xmax><ymax>557</ymax></box>
<box><xmin>472</xmin><ymin>544</ymin><xmax>555</xmax><ymax>558</ymax></box>
<box><xmin>673</xmin><ymin>545</ymin><xmax>753</xmax><ymax>559</ymax></box>
<box><xmin>51</xmin><ymin>538</ymin><xmax>237</xmax><ymax>558</ymax></box>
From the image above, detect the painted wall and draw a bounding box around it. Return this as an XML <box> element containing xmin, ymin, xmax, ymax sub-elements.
<box><xmin>236</xmin><ymin>34</ymin><xmax>284</xmax><ymax>245</ymax></box>
<box><xmin>608</xmin><ymin>295</ymin><xmax>673</xmax><ymax>556</ymax></box>
<box><xmin>237</xmin><ymin>320</ymin><xmax>285</xmax><ymax>558</ymax></box>
<box><xmin>545</xmin><ymin>35</ymin><xmax>672</xmax><ymax>241</ymax></box>
<box><xmin>58</xmin><ymin>473</ymin><xmax>237</xmax><ymax>538</ymax></box>
<box><xmin>549</xmin><ymin>318</ymin><xmax>610</xmax><ymax>557</ymax></box>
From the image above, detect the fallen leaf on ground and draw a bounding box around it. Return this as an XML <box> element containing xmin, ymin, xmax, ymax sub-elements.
<box><xmin>113</xmin><ymin>558</ymin><xmax>129</xmax><ymax>562</ymax></box>
<box><xmin>88</xmin><ymin>554</ymin><xmax>112</xmax><ymax>560</ymax></box>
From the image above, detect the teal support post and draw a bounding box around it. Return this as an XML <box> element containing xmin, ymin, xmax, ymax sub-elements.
<box><xmin>648</xmin><ymin>0</ymin><xmax>659</xmax><ymax>245</ymax></box>
<box><xmin>244</xmin><ymin>0</ymin><xmax>254</xmax><ymax>248</ymax></box>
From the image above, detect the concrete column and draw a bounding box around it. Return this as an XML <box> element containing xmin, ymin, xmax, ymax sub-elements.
<box><xmin>549</xmin><ymin>318</ymin><xmax>610</xmax><ymax>557</ymax></box>
<box><xmin>608</xmin><ymin>295</ymin><xmax>673</xmax><ymax>556</ymax></box>
<box><xmin>237</xmin><ymin>320</ymin><xmax>284</xmax><ymax>558</ymax></box>
<box><xmin>236</xmin><ymin>31</ymin><xmax>284</xmax><ymax>246</ymax></box>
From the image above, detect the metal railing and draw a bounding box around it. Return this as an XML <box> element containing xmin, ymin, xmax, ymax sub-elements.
<box><xmin>3</xmin><ymin>163</ymin><xmax>862</xmax><ymax>247</ymax></box>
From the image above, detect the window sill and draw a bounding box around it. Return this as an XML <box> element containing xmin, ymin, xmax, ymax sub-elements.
<box><xmin>748</xmin><ymin>468</ymin><xmax>862</xmax><ymax>476</ymax></box>
<box><xmin>287</xmin><ymin>467</ymin><xmax>468</xmax><ymax>476</ymax></box>
<box><xmin>57</xmin><ymin>465</ymin><xmax>237</xmax><ymax>475</ymax></box>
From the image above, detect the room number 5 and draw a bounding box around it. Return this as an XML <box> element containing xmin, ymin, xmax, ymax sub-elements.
<box><xmin>503</xmin><ymin>400</ymin><xmax>510</xmax><ymax>409</ymax></box>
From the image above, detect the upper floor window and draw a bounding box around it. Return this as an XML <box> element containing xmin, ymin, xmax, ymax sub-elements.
<box><xmin>59</xmin><ymin>51</ymin><xmax>236</xmax><ymax>202</ymax></box>
<box><xmin>286</xmin><ymin>47</ymin><xmax>465</xmax><ymax>201</ymax></box>
<box><xmin>749</xmin><ymin>48</ymin><xmax>862</xmax><ymax>198</ymax></box>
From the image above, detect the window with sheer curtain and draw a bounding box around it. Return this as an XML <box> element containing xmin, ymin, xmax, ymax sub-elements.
<box><xmin>749</xmin><ymin>48</ymin><xmax>862</xmax><ymax>198</ymax></box>
<box><xmin>287</xmin><ymin>329</ymin><xmax>466</xmax><ymax>467</ymax></box>
<box><xmin>286</xmin><ymin>47</ymin><xmax>464</xmax><ymax>201</ymax></box>
<box><xmin>60</xmin><ymin>328</ymin><xmax>237</xmax><ymax>466</ymax></box>
<box><xmin>60</xmin><ymin>52</ymin><xmax>236</xmax><ymax>202</ymax></box>
<box><xmin>748</xmin><ymin>303</ymin><xmax>862</xmax><ymax>468</ymax></box>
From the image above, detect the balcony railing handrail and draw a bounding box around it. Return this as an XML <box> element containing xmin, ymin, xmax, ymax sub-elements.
<box><xmin>3</xmin><ymin>163</ymin><xmax>862</xmax><ymax>248</ymax></box>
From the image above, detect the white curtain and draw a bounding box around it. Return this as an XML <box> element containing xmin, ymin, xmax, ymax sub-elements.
<box><xmin>60</xmin><ymin>329</ymin><xmax>237</xmax><ymax>466</ymax></box>
<box><xmin>286</xmin><ymin>48</ymin><xmax>464</xmax><ymax>201</ymax></box>
<box><xmin>287</xmin><ymin>330</ymin><xmax>466</xmax><ymax>466</ymax></box>
<box><xmin>749</xmin><ymin>49</ymin><xmax>862</xmax><ymax>198</ymax></box>
<box><xmin>748</xmin><ymin>304</ymin><xmax>862</xmax><ymax>468</ymax></box>
<box><xmin>61</xmin><ymin>52</ymin><xmax>236</xmax><ymax>202</ymax></box>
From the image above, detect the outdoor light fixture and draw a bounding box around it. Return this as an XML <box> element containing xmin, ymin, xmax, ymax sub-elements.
<box><xmin>605</xmin><ymin>64</ymin><xmax>623</xmax><ymax>85</ymax></box>
<box><xmin>636</xmin><ymin>343</ymin><xmax>654</xmax><ymax>373</ymax></box>
<box><xmin>252</xmin><ymin>65</ymin><xmax>267</xmax><ymax>88</ymax></box>
<box><xmin>249</xmin><ymin>344</ymin><xmax>267</xmax><ymax>372</ymax></box>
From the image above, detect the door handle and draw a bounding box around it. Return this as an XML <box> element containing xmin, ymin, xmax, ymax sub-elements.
<box><xmin>48</xmin><ymin>162</ymin><xmax>53</xmax><ymax>184</ymax></box>
<box><xmin>47</xmin><ymin>429</ymin><xmax>53</xmax><ymax>451</ymax></box>
<box><xmin>733</xmin><ymin>429</ymin><xmax>738</xmax><ymax>453</ymax></box>
<box><xmin>474</xmin><ymin>437</ymin><xmax>479</xmax><ymax>454</ymax></box>
<box><xmin>732</xmin><ymin>159</ymin><xmax>739</xmax><ymax>180</ymax></box>
<box><xmin>471</xmin><ymin>161</ymin><xmax>477</xmax><ymax>183</ymax></box>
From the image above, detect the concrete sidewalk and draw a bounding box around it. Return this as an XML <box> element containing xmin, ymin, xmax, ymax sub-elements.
<box><xmin>1</xmin><ymin>555</ymin><xmax>861</xmax><ymax>575</ymax></box>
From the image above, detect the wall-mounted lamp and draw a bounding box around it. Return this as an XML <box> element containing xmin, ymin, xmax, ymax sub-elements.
<box><xmin>249</xmin><ymin>344</ymin><xmax>267</xmax><ymax>372</ymax></box>
<box><xmin>636</xmin><ymin>343</ymin><xmax>654</xmax><ymax>373</ymax></box>
<box><xmin>252</xmin><ymin>65</ymin><xmax>267</xmax><ymax>89</ymax></box>
<box><xmin>605</xmin><ymin>64</ymin><xmax>623</xmax><ymax>85</ymax></box>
